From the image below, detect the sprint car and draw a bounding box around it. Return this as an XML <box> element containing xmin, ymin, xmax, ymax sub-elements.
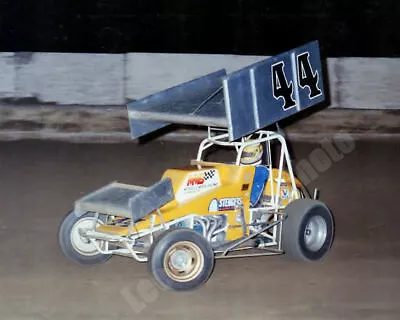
<box><xmin>58</xmin><ymin>41</ymin><xmax>334</xmax><ymax>291</ymax></box>
<box><xmin>59</xmin><ymin>129</ymin><xmax>334</xmax><ymax>291</ymax></box>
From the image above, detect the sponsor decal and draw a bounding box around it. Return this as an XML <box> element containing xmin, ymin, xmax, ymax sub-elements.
<box><xmin>280</xmin><ymin>189</ymin><xmax>289</xmax><ymax>199</ymax></box>
<box><xmin>176</xmin><ymin>169</ymin><xmax>220</xmax><ymax>201</ymax></box>
<box><xmin>218</xmin><ymin>197</ymin><xmax>242</xmax><ymax>211</ymax></box>
<box><xmin>209</xmin><ymin>197</ymin><xmax>242</xmax><ymax>212</ymax></box>
<box><xmin>208</xmin><ymin>198</ymin><xmax>219</xmax><ymax>212</ymax></box>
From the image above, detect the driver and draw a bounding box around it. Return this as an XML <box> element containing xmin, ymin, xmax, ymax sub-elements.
<box><xmin>239</xmin><ymin>142</ymin><xmax>263</xmax><ymax>165</ymax></box>
<box><xmin>240</xmin><ymin>142</ymin><xmax>269</xmax><ymax>207</ymax></box>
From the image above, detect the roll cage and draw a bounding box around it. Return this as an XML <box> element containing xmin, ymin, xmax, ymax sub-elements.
<box><xmin>195</xmin><ymin>127</ymin><xmax>301</xmax><ymax>210</ymax></box>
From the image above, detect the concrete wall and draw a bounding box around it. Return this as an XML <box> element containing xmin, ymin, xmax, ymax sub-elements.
<box><xmin>331</xmin><ymin>58</ymin><xmax>400</xmax><ymax>110</ymax></box>
<box><xmin>14</xmin><ymin>53</ymin><xmax>125</xmax><ymax>105</ymax></box>
<box><xmin>125</xmin><ymin>53</ymin><xmax>266</xmax><ymax>99</ymax></box>
<box><xmin>0</xmin><ymin>53</ymin><xmax>15</xmax><ymax>98</ymax></box>
<box><xmin>0</xmin><ymin>52</ymin><xmax>399</xmax><ymax>109</ymax></box>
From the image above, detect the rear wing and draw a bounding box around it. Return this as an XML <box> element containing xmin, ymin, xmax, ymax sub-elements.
<box><xmin>127</xmin><ymin>41</ymin><xmax>325</xmax><ymax>142</ymax></box>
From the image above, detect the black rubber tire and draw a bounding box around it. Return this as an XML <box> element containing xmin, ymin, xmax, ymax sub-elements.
<box><xmin>58</xmin><ymin>211</ymin><xmax>112</xmax><ymax>265</ymax></box>
<box><xmin>282</xmin><ymin>199</ymin><xmax>334</xmax><ymax>262</ymax></box>
<box><xmin>148</xmin><ymin>228</ymin><xmax>215</xmax><ymax>291</ymax></box>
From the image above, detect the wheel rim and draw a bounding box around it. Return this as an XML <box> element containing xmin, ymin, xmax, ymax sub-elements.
<box><xmin>304</xmin><ymin>215</ymin><xmax>327</xmax><ymax>252</ymax></box>
<box><xmin>163</xmin><ymin>241</ymin><xmax>204</xmax><ymax>282</ymax></box>
<box><xmin>70</xmin><ymin>217</ymin><xmax>104</xmax><ymax>256</ymax></box>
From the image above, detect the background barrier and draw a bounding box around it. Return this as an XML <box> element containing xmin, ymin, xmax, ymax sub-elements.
<box><xmin>0</xmin><ymin>52</ymin><xmax>399</xmax><ymax>109</ymax></box>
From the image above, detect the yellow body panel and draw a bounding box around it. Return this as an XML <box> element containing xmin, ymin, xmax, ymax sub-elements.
<box><xmin>263</xmin><ymin>168</ymin><xmax>304</xmax><ymax>207</ymax></box>
<box><xmin>97</xmin><ymin>162</ymin><xmax>306</xmax><ymax>241</ymax></box>
<box><xmin>158</xmin><ymin>163</ymin><xmax>255</xmax><ymax>240</ymax></box>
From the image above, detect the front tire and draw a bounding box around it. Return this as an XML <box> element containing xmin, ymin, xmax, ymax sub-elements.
<box><xmin>148</xmin><ymin>229</ymin><xmax>215</xmax><ymax>291</ymax></box>
<box><xmin>282</xmin><ymin>199</ymin><xmax>334</xmax><ymax>261</ymax></box>
<box><xmin>58</xmin><ymin>211</ymin><xmax>112</xmax><ymax>265</ymax></box>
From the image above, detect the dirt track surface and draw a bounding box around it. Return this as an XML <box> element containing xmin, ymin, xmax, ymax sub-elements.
<box><xmin>0</xmin><ymin>138</ymin><xmax>399</xmax><ymax>320</ymax></box>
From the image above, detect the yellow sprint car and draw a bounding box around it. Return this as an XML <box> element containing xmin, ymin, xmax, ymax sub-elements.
<box><xmin>59</xmin><ymin>40</ymin><xmax>335</xmax><ymax>291</ymax></box>
<box><xmin>59</xmin><ymin>129</ymin><xmax>335</xmax><ymax>291</ymax></box>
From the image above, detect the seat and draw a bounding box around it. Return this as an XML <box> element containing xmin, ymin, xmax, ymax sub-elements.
<box><xmin>250</xmin><ymin>166</ymin><xmax>270</xmax><ymax>207</ymax></box>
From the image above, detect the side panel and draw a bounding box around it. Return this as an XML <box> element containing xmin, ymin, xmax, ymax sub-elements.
<box><xmin>133</xmin><ymin>164</ymin><xmax>256</xmax><ymax>241</ymax></box>
<box><xmin>222</xmin><ymin>73</ymin><xmax>256</xmax><ymax>141</ymax></box>
<box><xmin>224</xmin><ymin>41</ymin><xmax>325</xmax><ymax>141</ymax></box>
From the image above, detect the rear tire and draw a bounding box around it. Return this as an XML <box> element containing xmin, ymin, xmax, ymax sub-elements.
<box><xmin>282</xmin><ymin>199</ymin><xmax>334</xmax><ymax>261</ymax></box>
<box><xmin>148</xmin><ymin>229</ymin><xmax>215</xmax><ymax>291</ymax></box>
<box><xmin>59</xmin><ymin>211</ymin><xmax>112</xmax><ymax>265</ymax></box>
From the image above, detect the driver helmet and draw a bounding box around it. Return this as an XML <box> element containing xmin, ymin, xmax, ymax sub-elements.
<box><xmin>240</xmin><ymin>142</ymin><xmax>263</xmax><ymax>165</ymax></box>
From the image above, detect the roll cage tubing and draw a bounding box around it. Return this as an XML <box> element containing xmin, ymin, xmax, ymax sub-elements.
<box><xmin>195</xmin><ymin>128</ymin><xmax>302</xmax><ymax>209</ymax></box>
